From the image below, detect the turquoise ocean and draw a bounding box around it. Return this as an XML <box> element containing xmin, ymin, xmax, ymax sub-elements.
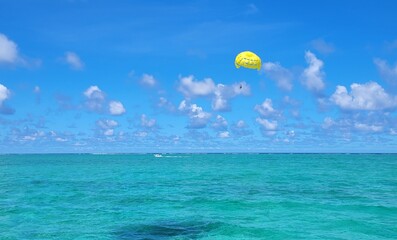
<box><xmin>1</xmin><ymin>154</ymin><xmax>396</xmax><ymax>239</ymax></box>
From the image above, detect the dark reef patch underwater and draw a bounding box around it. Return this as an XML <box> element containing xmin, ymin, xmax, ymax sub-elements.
<box><xmin>113</xmin><ymin>220</ymin><xmax>222</xmax><ymax>239</ymax></box>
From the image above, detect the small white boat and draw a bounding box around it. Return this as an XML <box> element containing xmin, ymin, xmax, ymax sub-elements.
<box><xmin>154</xmin><ymin>154</ymin><xmax>163</xmax><ymax>158</ymax></box>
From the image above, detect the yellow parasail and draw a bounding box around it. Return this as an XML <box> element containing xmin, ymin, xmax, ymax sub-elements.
<box><xmin>235</xmin><ymin>51</ymin><xmax>261</xmax><ymax>70</ymax></box>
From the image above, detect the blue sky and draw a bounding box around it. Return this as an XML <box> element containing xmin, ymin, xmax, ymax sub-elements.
<box><xmin>1</xmin><ymin>0</ymin><xmax>397</xmax><ymax>153</ymax></box>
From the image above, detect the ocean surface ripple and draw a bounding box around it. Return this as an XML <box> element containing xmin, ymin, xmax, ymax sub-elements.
<box><xmin>1</xmin><ymin>153</ymin><xmax>396</xmax><ymax>239</ymax></box>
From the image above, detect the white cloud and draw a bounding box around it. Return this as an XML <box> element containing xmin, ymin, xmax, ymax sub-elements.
<box><xmin>301</xmin><ymin>51</ymin><xmax>325</xmax><ymax>92</ymax></box>
<box><xmin>141</xmin><ymin>114</ymin><xmax>156</xmax><ymax>128</ymax></box>
<box><xmin>256</xmin><ymin>118</ymin><xmax>277</xmax><ymax>136</ymax></box>
<box><xmin>330</xmin><ymin>82</ymin><xmax>397</xmax><ymax>110</ymax></box>
<box><xmin>97</xmin><ymin>119</ymin><xmax>118</xmax><ymax>129</ymax></box>
<box><xmin>236</xmin><ymin>120</ymin><xmax>246</xmax><ymax>128</ymax></box>
<box><xmin>109</xmin><ymin>101</ymin><xmax>126</xmax><ymax>115</ymax></box>
<box><xmin>230</xmin><ymin>120</ymin><xmax>252</xmax><ymax>137</ymax></box>
<box><xmin>84</xmin><ymin>86</ymin><xmax>105</xmax><ymax>100</ymax></box>
<box><xmin>0</xmin><ymin>33</ymin><xmax>41</xmax><ymax>68</ymax></box>
<box><xmin>103</xmin><ymin>129</ymin><xmax>114</xmax><ymax>136</ymax></box>
<box><xmin>283</xmin><ymin>96</ymin><xmax>299</xmax><ymax>106</ymax></box>
<box><xmin>96</xmin><ymin>119</ymin><xmax>118</xmax><ymax>137</ymax></box>
<box><xmin>140</xmin><ymin>74</ymin><xmax>157</xmax><ymax>87</ymax></box>
<box><xmin>178</xmin><ymin>100</ymin><xmax>187</xmax><ymax>111</ymax></box>
<box><xmin>354</xmin><ymin>123</ymin><xmax>383</xmax><ymax>132</ymax></box>
<box><xmin>218</xmin><ymin>131</ymin><xmax>230</xmax><ymax>138</ymax></box>
<box><xmin>0</xmin><ymin>83</ymin><xmax>14</xmax><ymax>114</ymax></box>
<box><xmin>178</xmin><ymin>75</ymin><xmax>216</xmax><ymax>97</ymax></box>
<box><xmin>374</xmin><ymin>58</ymin><xmax>397</xmax><ymax>85</ymax></box>
<box><xmin>18</xmin><ymin>130</ymin><xmax>45</xmax><ymax>142</ymax></box>
<box><xmin>212</xmin><ymin>82</ymin><xmax>250</xmax><ymax>111</ymax></box>
<box><xmin>55</xmin><ymin>137</ymin><xmax>68</xmax><ymax>142</ymax></box>
<box><xmin>0</xmin><ymin>33</ymin><xmax>18</xmax><ymax>64</ymax></box>
<box><xmin>178</xmin><ymin>75</ymin><xmax>250</xmax><ymax>111</ymax></box>
<box><xmin>178</xmin><ymin>100</ymin><xmax>211</xmax><ymax>128</ymax></box>
<box><xmin>84</xmin><ymin>86</ymin><xmax>106</xmax><ymax>112</ymax></box>
<box><xmin>212</xmin><ymin>115</ymin><xmax>228</xmax><ymax>131</ymax></box>
<box><xmin>256</xmin><ymin>118</ymin><xmax>278</xmax><ymax>131</ymax></box>
<box><xmin>263</xmin><ymin>62</ymin><xmax>293</xmax><ymax>91</ymax></box>
<box><xmin>84</xmin><ymin>86</ymin><xmax>125</xmax><ymax>116</ymax></box>
<box><xmin>287</xmin><ymin>130</ymin><xmax>295</xmax><ymax>137</ymax></box>
<box><xmin>0</xmin><ymin>84</ymin><xmax>11</xmax><ymax>105</ymax></box>
<box><xmin>23</xmin><ymin>135</ymin><xmax>36</xmax><ymax>141</ymax></box>
<box><xmin>135</xmin><ymin>131</ymin><xmax>148</xmax><ymax>138</ymax></box>
<box><xmin>310</xmin><ymin>38</ymin><xmax>335</xmax><ymax>54</ymax></box>
<box><xmin>255</xmin><ymin>98</ymin><xmax>278</xmax><ymax>117</ymax></box>
<box><xmin>65</xmin><ymin>52</ymin><xmax>84</xmax><ymax>70</ymax></box>
<box><xmin>158</xmin><ymin>97</ymin><xmax>176</xmax><ymax>112</ymax></box>
<box><xmin>322</xmin><ymin>117</ymin><xmax>335</xmax><ymax>129</ymax></box>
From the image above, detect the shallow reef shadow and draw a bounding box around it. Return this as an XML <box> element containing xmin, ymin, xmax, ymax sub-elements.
<box><xmin>113</xmin><ymin>220</ymin><xmax>222</xmax><ymax>240</ymax></box>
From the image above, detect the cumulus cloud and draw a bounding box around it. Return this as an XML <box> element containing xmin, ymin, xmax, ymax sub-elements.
<box><xmin>310</xmin><ymin>38</ymin><xmax>335</xmax><ymax>54</ymax></box>
<box><xmin>354</xmin><ymin>123</ymin><xmax>383</xmax><ymax>133</ymax></box>
<box><xmin>282</xmin><ymin>96</ymin><xmax>301</xmax><ymax>119</ymax></box>
<box><xmin>256</xmin><ymin>118</ymin><xmax>278</xmax><ymax>136</ymax></box>
<box><xmin>134</xmin><ymin>131</ymin><xmax>148</xmax><ymax>138</ymax></box>
<box><xmin>322</xmin><ymin>117</ymin><xmax>335</xmax><ymax>129</ymax></box>
<box><xmin>212</xmin><ymin>82</ymin><xmax>250</xmax><ymax>111</ymax></box>
<box><xmin>0</xmin><ymin>84</ymin><xmax>11</xmax><ymax>106</ymax></box>
<box><xmin>0</xmin><ymin>33</ymin><xmax>41</xmax><ymax>67</ymax></box>
<box><xmin>55</xmin><ymin>137</ymin><xmax>68</xmax><ymax>142</ymax></box>
<box><xmin>255</xmin><ymin>98</ymin><xmax>280</xmax><ymax>117</ymax></box>
<box><xmin>262</xmin><ymin>62</ymin><xmax>293</xmax><ymax>91</ymax></box>
<box><xmin>64</xmin><ymin>52</ymin><xmax>84</xmax><ymax>70</ymax></box>
<box><xmin>218</xmin><ymin>131</ymin><xmax>230</xmax><ymax>138</ymax></box>
<box><xmin>97</xmin><ymin>119</ymin><xmax>118</xmax><ymax>129</ymax></box>
<box><xmin>84</xmin><ymin>86</ymin><xmax>106</xmax><ymax>112</ymax></box>
<box><xmin>0</xmin><ymin>84</ymin><xmax>14</xmax><ymax>114</ymax></box>
<box><xmin>178</xmin><ymin>75</ymin><xmax>216</xmax><ymax>97</ymax></box>
<box><xmin>212</xmin><ymin>115</ymin><xmax>228</xmax><ymax>131</ymax></box>
<box><xmin>0</xmin><ymin>33</ymin><xmax>18</xmax><ymax>64</ymax></box>
<box><xmin>140</xmin><ymin>74</ymin><xmax>157</xmax><ymax>87</ymax></box>
<box><xmin>178</xmin><ymin>75</ymin><xmax>250</xmax><ymax>111</ymax></box>
<box><xmin>178</xmin><ymin>100</ymin><xmax>211</xmax><ymax>128</ymax></box>
<box><xmin>96</xmin><ymin>119</ymin><xmax>118</xmax><ymax>136</ymax></box>
<box><xmin>5</xmin><ymin>129</ymin><xmax>76</xmax><ymax>145</ymax></box>
<box><xmin>21</xmin><ymin>130</ymin><xmax>45</xmax><ymax>142</ymax></box>
<box><xmin>301</xmin><ymin>51</ymin><xmax>325</xmax><ymax>92</ymax></box>
<box><xmin>109</xmin><ymin>101</ymin><xmax>126</xmax><ymax>115</ymax></box>
<box><xmin>330</xmin><ymin>82</ymin><xmax>397</xmax><ymax>110</ymax></box>
<box><xmin>374</xmin><ymin>58</ymin><xmax>397</xmax><ymax>86</ymax></box>
<box><xmin>158</xmin><ymin>97</ymin><xmax>176</xmax><ymax>112</ymax></box>
<box><xmin>286</xmin><ymin>130</ymin><xmax>295</xmax><ymax>137</ymax></box>
<box><xmin>84</xmin><ymin>86</ymin><xmax>105</xmax><ymax>100</ymax></box>
<box><xmin>255</xmin><ymin>98</ymin><xmax>281</xmax><ymax>136</ymax></box>
<box><xmin>319</xmin><ymin>111</ymin><xmax>396</xmax><ymax>141</ymax></box>
<box><xmin>236</xmin><ymin>120</ymin><xmax>245</xmax><ymax>128</ymax></box>
<box><xmin>141</xmin><ymin>114</ymin><xmax>156</xmax><ymax>128</ymax></box>
<box><xmin>83</xmin><ymin>86</ymin><xmax>125</xmax><ymax>115</ymax></box>
<box><xmin>230</xmin><ymin>120</ymin><xmax>252</xmax><ymax>137</ymax></box>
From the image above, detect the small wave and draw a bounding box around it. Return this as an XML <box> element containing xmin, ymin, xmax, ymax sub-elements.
<box><xmin>163</xmin><ymin>155</ymin><xmax>189</xmax><ymax>158</ymax></box>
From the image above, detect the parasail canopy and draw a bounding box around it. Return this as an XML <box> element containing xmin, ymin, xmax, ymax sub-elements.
<box><xmin>235</xmin><ymin>51</ymin><xmax>261</xmax><ymax>70</ymax></box>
